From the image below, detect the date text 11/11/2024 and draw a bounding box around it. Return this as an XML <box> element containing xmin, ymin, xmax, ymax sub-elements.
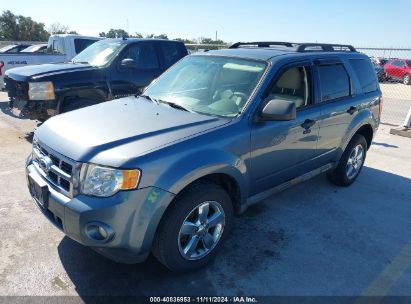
<box><xmin>149</xmin><ymin>296</ymin><xmax>258</xmax><ymax>303</ymax></box>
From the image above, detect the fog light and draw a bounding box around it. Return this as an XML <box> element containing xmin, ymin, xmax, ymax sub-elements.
<box><xmin>85</xmin><ymin>222</ymin><xmax>114</xmax><ymax>243</ymax></box>
<box><xmin>98</xmin><ymin>226</ymin><xmax>108</xmax><ymax>239</ymax></box>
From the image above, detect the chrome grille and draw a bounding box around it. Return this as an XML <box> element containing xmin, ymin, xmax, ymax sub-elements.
<box><xmin>32</xmin><ymin>141</ymin><xmax>78</xmax><ymax>198</ymax></box>
<box><xmin>4</xmin><ymin>77</ymin><xmax>29</xmax><ymax>100</ymax></box>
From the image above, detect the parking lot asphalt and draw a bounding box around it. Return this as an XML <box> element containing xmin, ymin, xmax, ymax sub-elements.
<box><xmin>0</xmin><ymin>91</ymin><xmax>411</xmax><ymax>298</ymax></box>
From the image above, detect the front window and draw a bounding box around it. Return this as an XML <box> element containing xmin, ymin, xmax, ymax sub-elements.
<box><xmin>72</xmin><ymin>40</ymin><xmax>123</xmax><ymax>67</ymax></box>
<box><xmin>74</xmin><ymin>39</ymin><xmax>99</xmax><ymax>54</ymax></box>
<box><xmin>144</xmin><ymin>55</ymin><xmax>267</xmax><ymax>117</ymax></box>
<box><xmin>264</xmin><ymin>66</ymin><xmax>312</xmax><ymax>109</ymax></box>
<box><xmin>119</xmin><ymin>43</ymin><xmax>159</xmax><ymax>69</ymax></box>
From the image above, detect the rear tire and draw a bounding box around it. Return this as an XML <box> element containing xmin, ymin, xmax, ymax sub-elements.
<box><xmin>327</xmin><ymin>134</ymin><xmax>367</xmax><ymax>187</ymax></box>
<box><xmin>152</xmin><ymin>181</ymin><xmax>233</xmax><ymax>272</ymax></box>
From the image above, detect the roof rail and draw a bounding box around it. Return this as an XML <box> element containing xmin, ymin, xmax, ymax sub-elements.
<box><xmin>296</xmin><ymin>43</ymin><xmax>357</xmax><ymax>52</ymax></box>
<box><xmin>229</xmin><ymin>41</ymin><xmax>357</xmax><ymax>53</ymax></box>
<box><xmin>229</xmin><ymin>41</ymin><xmax>294</xmax><ymax>49</ymax></box>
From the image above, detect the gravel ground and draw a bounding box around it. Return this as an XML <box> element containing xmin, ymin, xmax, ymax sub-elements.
<box><xmin>0</xmin><ymin>91</ymin><xmax>411</xmax><ymax>299</ymax></box>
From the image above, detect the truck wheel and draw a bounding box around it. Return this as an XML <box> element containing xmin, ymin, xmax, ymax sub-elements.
<box><xmin>403</xmin><ymin>74</ymin><xmax>411</xmax><ymax>85</ymax></box>
<box><xmin>384</xmin><ymin>72</ymin><xmax>390</xmax><ymax>81</ymax></box>
<box><xmin>327</xmin><ymin>134</ymin><xmax>367</xmax><ymax>187</ymax></box>
<box><xmin>152</xmin><ymin>181</ymin><xmax>233</xmax><ymax>272</ymax></box>
<box><xmin>61</xmin><ymin>98</ymin><xmax>99</xmax><ymax>113</ymax></box>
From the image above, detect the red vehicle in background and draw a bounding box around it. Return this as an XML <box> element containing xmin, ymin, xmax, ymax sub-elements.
<box><xmin>384</xmin><ymin>59</ymin><xmax>411</xmax><ymax>85</ymax></box>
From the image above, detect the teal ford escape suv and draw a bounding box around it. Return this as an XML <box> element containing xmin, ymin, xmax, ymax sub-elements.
<box><xmin>26</xmin><ymin>42</ymin><xmax>382</xmax><ymax>272</ymax></box>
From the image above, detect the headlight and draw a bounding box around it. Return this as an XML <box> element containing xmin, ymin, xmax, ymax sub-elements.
<box><xmin>28</xmin><ymin>82</ymin><xmax>55</xmax><ymax>100</ymax></box>
<box><xmin>32</xmin><ymin>134</ymin><xmax>39</xmax><ymax>148</ymax></box>
<box><xmin>80</xmin><ymin>164</ymin><xmax>141</xmax><ymax>197</ymax></box>
<box><xmin>31</xmin><ymin>134</ymin><xmax>39</xmax><ymax>158</ymax></box>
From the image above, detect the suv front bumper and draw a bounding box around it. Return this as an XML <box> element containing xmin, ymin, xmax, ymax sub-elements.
<box><xmin>10</xmin><ymin>98</ymin><xmax>57</xmax><ymax>120</ymax></box>
<box><xmin>26</xmin><ymin>155</ymin><xmax>175</xmax><ymax>263</ymax></box>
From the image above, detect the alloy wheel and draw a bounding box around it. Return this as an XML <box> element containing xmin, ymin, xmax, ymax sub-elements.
<box><xmin>404</xmin><ymin>74</ymin><xmax>410</xmax><ymax>85</ymax></box>
<box><xmin>346</xmin><ymin>144</ymin><xmax>364</xmax><ymax>180</ymax></box>
<box><xmin>178</xmin><ymin>201</ymin><xmax>225</xmax><ymax>260</ymax></box>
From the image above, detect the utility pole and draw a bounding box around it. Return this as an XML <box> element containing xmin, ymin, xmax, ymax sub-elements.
<box><xmin>403</xmin><ymin>106</ymin><xmax>411</xmax><ymax>128</ymax></box>
<box><xmin>389</xmin><ymin>105</ymin><xmax>411</xmax><ymax>137</ymax></box>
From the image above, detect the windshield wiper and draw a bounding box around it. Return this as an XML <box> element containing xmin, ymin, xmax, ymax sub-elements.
<box><xmin>160</xmin><ymin>100</ymin><xmax>191</xmax><ymax>112</ymax></box>
<box><xmin>139</xmin><ymin>94</ymin><xmax>159</xmax><ymax>104</ymax></box>
<box><xmin>138</xmin><ymin>95</ymin><xmax>191</xmax><ymax>112</ymax></box>
<box><xmin>72</xmin><ymin>61</ymin><xmax>89</xmax><ymax>64</ymax></box>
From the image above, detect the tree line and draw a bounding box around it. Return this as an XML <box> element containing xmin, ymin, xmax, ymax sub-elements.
<box><xmin>98</xmin><ymin>29</ymin><xmax>226</xmax><ymax>45</ymax></box>
<box><xmin>0</xmin><ymin>10</ymin><xmax>227</xmax><ymax>45</ymax></box>
<box><xmin>0</xmin><ymin>10</ymin><xmax>78</xmax><ymax>41</ymax></box>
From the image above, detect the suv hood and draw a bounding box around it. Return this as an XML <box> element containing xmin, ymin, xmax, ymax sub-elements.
<box><xmin>6</xmin><ymin>63</ymin><xmax>95</xmax><ymax>82</ymax></box>
<box><xmin>36</xmin><ymin>97</ymin><xmax>229</xmax><ymax>167</ymax></box>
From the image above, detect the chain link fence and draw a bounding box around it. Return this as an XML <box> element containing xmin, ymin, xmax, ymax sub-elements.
<box><xmin>185</xmin><ymin>43</ymin><xmax>228</xmax><ymax>52</ymax></box>
<box><xmin>357</xmin><ymin>47</ymin><xmax>411</xmax><ymax>126</ymax></box>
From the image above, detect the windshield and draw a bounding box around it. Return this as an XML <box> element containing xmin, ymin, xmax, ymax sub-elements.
<box><xmin>21</xmin><ymin>45</ymin><xmax>45</xmax><ymax>52</ymax></box>
<box><xmin>406</xmin><ymin>60</ymin><xmax>411</xmax><ymax>67</ymax></box>
<box><xmin>72</xmin><ymin>40</ymin><xmax>123</xmax><ymax>66</ymax></box>
<box><xmin>0</xmin><ymin>45</ymin><xmax>17</xmax><ymax>52</ymax></box>
<box><xmin>144</xmin><ymin>55</ymin><xmax>267</xmax><ymax>117</ymax></box>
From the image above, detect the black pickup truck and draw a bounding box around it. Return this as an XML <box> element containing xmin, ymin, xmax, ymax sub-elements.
<box><xmin>4</xmin><ymin>38</ymin><xmax>188</xmax><ymax>120</ymax></box>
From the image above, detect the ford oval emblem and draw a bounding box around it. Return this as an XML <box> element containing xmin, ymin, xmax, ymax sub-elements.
<box><xmin>38</xmin><ymin>156</ymin><xmax>53</xmax><ymax>173</ymax></box>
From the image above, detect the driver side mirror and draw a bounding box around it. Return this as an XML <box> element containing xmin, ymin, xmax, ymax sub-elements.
<box><xmin>121</xmin><ymin>58</ymin><xmax>136</xmax><ymax>69</ymax></box>
<box><xmin>260</xmin><ymin>99</ymin><xmax>296</xmax><ymax>121</ymax></box>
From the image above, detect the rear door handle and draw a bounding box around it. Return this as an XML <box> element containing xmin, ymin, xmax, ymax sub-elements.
<box><xmin>347</xmin><ymin>106</ymin><xmax>357</xmax><ymax>115</ymax></box>
<box><xmin>301</xmin><ymin>119</ymin><xmax>316</xmax><ymax>130</ymax></box>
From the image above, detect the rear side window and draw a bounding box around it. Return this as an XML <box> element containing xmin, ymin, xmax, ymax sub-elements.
<box><xmin>74</xmin><ymin>39</ymin><xmax>98</xmax><ymax>54</ymax></box>
<box><xmin>350</xmin><ymin>59</ymin><xmax>378</xmax><ymax>93</ymax></box>
<box><xmin>160</xmin><ymin>43</ymin><xmax>184</xmax><ymax>68</ymax></box>
<box><xmin>318</xmin><ymin>64</ymin><xmax>350</xmax><ymax>102</ymax></box>
<box><xmin>49</xmin><ymin>39</ymin><xmax>65</xmax><ymax>54</ymax></box>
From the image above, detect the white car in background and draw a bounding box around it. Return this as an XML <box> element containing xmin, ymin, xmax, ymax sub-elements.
<box><xmin>0</xmin><ymin>34</ymin><xmax>102</xmax><ymax>89</ymax></box>
<box><xmin>0</xmin><ymin>44</ymin><xmax>32</xmax><ymax>53</ymax></box>
<box><xmin>20</xmin><ymin>44</ymin><xmax>48</xmax><ymax>53</ymax></box>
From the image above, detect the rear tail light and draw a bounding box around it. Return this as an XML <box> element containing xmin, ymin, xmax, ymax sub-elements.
<box><xmin>0</xmin><ymin>61</ymin><xmax>4</xmax><ymax>76</ymax></box>
<box><xmin>378</xmin><ymin>96</ymin><xmax>383</xmax><ymax>117</ymax></box>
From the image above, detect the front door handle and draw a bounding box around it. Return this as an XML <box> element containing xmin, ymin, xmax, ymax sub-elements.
<box><xmin>301</xmin><ymin>119</ymin><xmax>316</xmax><ymax>130</ymax></box>
<box><xmin>347</xmin><ymin>106</ymin><xmax>357</xmax><ymax>115</ymax></box>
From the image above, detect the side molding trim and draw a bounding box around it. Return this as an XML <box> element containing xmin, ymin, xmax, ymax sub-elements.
<box><xmin>242</xmin><ymin>162</ymin><xmax>335</xmax><ymax>213</ymax></box>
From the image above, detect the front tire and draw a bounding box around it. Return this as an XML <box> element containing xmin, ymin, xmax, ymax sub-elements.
<box><xmin>61</xmin><ymin>97</ymin><xmax>99</xmax><ymax>113</ymax></box>
<box><xmin>384</xmin><ymin>72</ymin><xmax>390</xmax><ymax>82</ymax></box>
<box><xmin>403</xmin><ymin>74</ymin><xmax>411</xmax><ymax>85</ymax></box>
<box><xmin>152</xmin><ymin>181</ymin><xmax>233</xmax><ymax>272</ymax></box>
<box><xmin>327</xmin><ymin>134</ymin><xmax>367</xmax><ymax>186</ymax></box>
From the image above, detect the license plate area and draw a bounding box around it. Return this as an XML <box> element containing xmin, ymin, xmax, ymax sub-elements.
<box><xmin>28</xmin><ymin>173</ymin><xmax>49</xmax><ymax>209</ymax></box>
